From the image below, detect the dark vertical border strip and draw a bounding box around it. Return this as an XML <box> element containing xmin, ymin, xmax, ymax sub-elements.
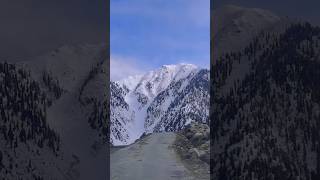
<box><xmin>107</xmin><ymin>0</ymin><xmax>110</xmax><ymax>179</ymax></box>
<box><xmin>210</xmin><ymin>0</ymin><xmax>214</xmax><ymax>179</ymax></box>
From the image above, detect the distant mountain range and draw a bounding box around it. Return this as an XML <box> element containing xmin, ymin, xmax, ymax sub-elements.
<box><xmin>110</xmin><ymin>64</ymin><xmax>209</xmax><ymax>145</ymax></box>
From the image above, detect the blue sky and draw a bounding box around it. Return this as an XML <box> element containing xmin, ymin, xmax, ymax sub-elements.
<box><xmin>111</xmin><ymin>0</ymin><xmax>210</xmax><ymax>80</ymax></box>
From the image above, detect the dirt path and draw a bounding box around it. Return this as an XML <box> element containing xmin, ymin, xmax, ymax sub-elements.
<box><xmin>110</xmin><ymin>133</ymin><xmax>196</xmax><ymax>180</ymax></box>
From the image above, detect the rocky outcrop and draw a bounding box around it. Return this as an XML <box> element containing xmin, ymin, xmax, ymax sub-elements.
<box><xmin>181</xmin><ymin>122</ymin><xmax>210</xmax><ymax>163</ymax></box>
<box><xmin>173</xmin><ymin>122</ymin><xmax>210</xmax><ymax>179</ymax></box>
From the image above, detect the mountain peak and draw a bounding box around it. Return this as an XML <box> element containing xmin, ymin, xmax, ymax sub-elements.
<box><xmin>116</xmin><ymin>63</ymin><xmax>199</xmax><ymax>91</ymax></box>
<box><xmin>111</xmin><ymin>63</ymin><xmax>209</xmax><ymax>145</ymax></box>
<box><xmin>212</xmin><ymin>4</ymin><xmax>284</xmax><ymax>61</ymax></box>
<box><xmin>213</xmin><ymin>4</ymin><xmax>281</xmax><ymax>34</ymax></box>
<box><xmin>161</xmin><ymin>63</ymin><xmax>198</xmax><ymax>69</ymax></box>
<box><xmin>120</xmin><ymin>63</ymin><xmax>199</xmax><ymax>97</ymax></box>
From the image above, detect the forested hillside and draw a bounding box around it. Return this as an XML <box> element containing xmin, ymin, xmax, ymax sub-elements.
<box><xmin>0</xmin><ymin>62</ymin><xmax>62</xmax><ymax>179</ymax></box>
<box><xmin>211</xmin><ymin>23</ymin><xmax>320</xmax><ymax>179</ymax></box>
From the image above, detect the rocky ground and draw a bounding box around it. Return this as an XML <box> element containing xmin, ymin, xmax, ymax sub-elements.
<box><xmin>109</xmin><ymin>122</ymin><xmax>210</xmax><ymax>180</ymax></box>
<box><xmin>173</xmin><ymin>122</ymin><xmax>210</xmax><ymax>179</ymax></box>
<box><xmin>110</xmin><ymin>132</ymin><xmax>197</xmax><ymax>180</ymax></box>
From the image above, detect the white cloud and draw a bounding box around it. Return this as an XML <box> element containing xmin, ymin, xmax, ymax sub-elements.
<box><xmin>110</xmin><ymin>55</ymin><xmax>149</xmax><ymax>81</ymax></box>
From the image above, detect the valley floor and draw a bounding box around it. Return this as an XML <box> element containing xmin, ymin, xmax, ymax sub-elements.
<box><xmin>110</xmin><ymin>132</ymin><xmax>198</xmax><ymax>180</ymax></box>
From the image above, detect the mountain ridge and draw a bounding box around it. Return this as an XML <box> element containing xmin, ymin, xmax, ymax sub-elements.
<box><xmin>0</xmin><ymin>42</ymin><xmax>109</xmax><ymax>179</ymax></box>
<box><xmin>110</xmin><ymin>63</ymin><xmax>209</xmax><ymax>145</ymax></box>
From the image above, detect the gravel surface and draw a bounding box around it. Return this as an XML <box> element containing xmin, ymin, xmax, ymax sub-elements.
<box><xmin>110</xmin><ymin>132</ymin><xmax>196</xmax><ymax>180</ymax></box>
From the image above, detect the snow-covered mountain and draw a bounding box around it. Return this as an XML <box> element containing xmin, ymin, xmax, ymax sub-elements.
<box><xmin>0</xmin><ymin>43</ymin><xmax>108</xmax><ymax>179</ymax></box>
<box><xmin>110</xmin><ymin>64</ymin><xmax>209</xmax><ymax>145</ymax></box>
<box><xmin>211</xmin><ymin>5</ymin><xmax>320</xmax><ymax>180</ymax></box>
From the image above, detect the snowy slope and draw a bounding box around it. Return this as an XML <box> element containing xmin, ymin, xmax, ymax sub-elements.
<box><xmin>110</xmin><ymin>64</ymin><xmax>209</xmax><ymax>145</ymax></box>
<box><xmin>5</xmin><ymin>43</ymin><xmax>109</xmax><ymax>179</ymax></box>
<box><xmin>211</xmin><ymin>21</ymin><xmax>320</xmax><ymax>180</ymax></box>
<box><xmin>210</xmin><ymin>5</ymin><xmax>320</xmax><ymax>179</ymax></box>
<box><xmin>0</xmin><ymin>62</ymin><xmax>75</xmax><ymax>179</ymax></box>
<box><xmin>17</xmin><ymin>44</ymin><xmax>106</xmax><ymax>92</ymax></box>
<box><xmin>212</xmin><ymin>5</ymin><xmax>286</xmax><ymax>61</ymax></box>
<box><xmin>153</xmin><ymin>69</ymin><xmax>209</xmax><ymax>132</ymax></box>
